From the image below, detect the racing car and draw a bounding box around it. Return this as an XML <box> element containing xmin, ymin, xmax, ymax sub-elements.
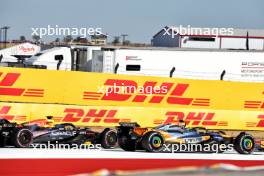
<box><xmin>116</xmin><ymin>121</ymin><xmax>255</xmax><ymax>154</ymax></box>
<box><xmin>255</xmin><ymin>140</ymin><xmax>264</xmax><ymax>151</ymax></box>
<box><xmin>0</xmin><ymin>118</ymin><xmax>33</xmax><ymax>148</ymax></box>
<box><xmin>22</xmin><ymin>117</ymin><xmax>117</xmax><ymax>149</ymax></box>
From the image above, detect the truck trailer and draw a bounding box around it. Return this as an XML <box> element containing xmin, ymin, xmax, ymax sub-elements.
<box><xmin>24</xmin><ymin>46</ymin><xmax>264</xmax><ymax>82</ymax></box>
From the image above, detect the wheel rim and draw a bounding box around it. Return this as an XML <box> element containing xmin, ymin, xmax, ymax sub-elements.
<box><xmin>18</xmin><ymin>130</ymin><xmax>32</xmax><ymax>145</ymax></box>
<box><xmin>243</xmin><ymin>138</ymin><xmax>254</xmax><ymax>150</ymax></box>
<box><xmin>151</xmin><ymin>136</ymin><xmax>163</xmax><ymax>148</ymax></box>
<box><xmin>106</xmin><ymin>131</ymin><xmax>117</xmax><ymax>146</ymax></box>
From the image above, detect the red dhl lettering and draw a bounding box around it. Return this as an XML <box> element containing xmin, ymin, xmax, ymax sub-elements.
<box><xmin>0</xmin><ymin>72</ymin><xmax>21</xmax><ymax>86</ymax></box>
<box><xmin>0</xmin><ymin>72</ymin><xmax>44</xmax><ymax>97</ymax></box>
<box><xmin>257</xmin><ymin>114</ymin><xmax>264</xmax><ymax>127</ymax></box>
<box><xmin>163</xmin><ymin>111</ymin><xmax>227</xmax><ymax>126</ymax></box>
<box><xmin>83</xmin><ymin>79</ymin><xmax>210</xmax><ymax>106</ymax></box>
<box><xmin>0</xmin><ymin>106</ymin><xmax>14</xmax><ymax>120</ymax></box>
<box><xmin>244</xmin><ymin>101</ymin><xmax>264</xmax><ymax>109</ymax></box>
<box><xmin>0</xmin><ymin>72</ymin><xmax>25</xmax><ymax>96</ymax></box>
<box><xmin>62</xmin><ymin>108</ymin><xmax>120</xmax><ymax>123</ymax></box>
<box><xmin>0</xmin><ymin>106</ymin><xmax>27</xmax><ymax>121</ymax></box>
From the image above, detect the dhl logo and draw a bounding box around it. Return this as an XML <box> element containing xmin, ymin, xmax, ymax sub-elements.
<box><xmin>244</xmin><ymin>101</ymin><xmax>264</xmax><ymax>109</ymax></box>
<box><xmin>1</xmin><ymin>105</ymin><xmax>264</xmax><ymax>129</ymax></box>
<box><xmin>54</xmin><ymin>108</ymin><xmax>131</xmax><ymax>123</ymax></box>
<box><xmin>0</xmin><ymin>106</ymin><xmax>27</xmax><ymax>121</ymax></box>
<box><xmin>244</xmin><ymin>91</ymin><xmax>264</xmax><ymax>109</ymax></box>
<box><xmin>53</xmin><ymin>108</ymin><xmax>226</xmax><ymax>127</ymax></box>
<box><xmin>246</xmin><ymin>114</ymin><xmax>264</xmax><ymax>128</ymax></box>
<box><xmin>0</xmin><ymin>72</ymin><xmax>44</xmax><ymax>97</ymax></box>
<box><xmin>154</xmin><ymin>111</ymin><xmax>228</xmax><ymax>126</ymax></box>
<box><xmin>83</xmin><ymin>79</ymin><xmax>210</xmax><ymax>106</ymax></box>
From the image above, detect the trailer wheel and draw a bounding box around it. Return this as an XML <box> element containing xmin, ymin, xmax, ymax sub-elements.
<box><xmin>141</xmin><ymin>131</ymin><xmax>164</xmax><ymax>152</ymax></box>
<box><xmin>234</xmin><ymin>133</ymin><xmax>255</xmax><ymax>154</ymax></box>
<box><xmin>118</xmin><ymin>135</ymin><xmax>137</xmax><ymax>151</ymax></box>
<box><xmin>100</xmin><ymin>128</ymin><xmax>117</xmax><ymax>149</ymax></box>
<box><xmin>12</xmin><ymin>128</ymin><xmax>33</xmax><ymax>148</ymax></box>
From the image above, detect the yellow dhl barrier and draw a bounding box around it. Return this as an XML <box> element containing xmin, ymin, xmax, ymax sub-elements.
<box><xmin>0</xmin><ymin>67</ymin><xmax>264</xmax><ymax>112</ymax></box>
<box><xmin>0</xmin><ymin>102</ymin><xmax>264</xmax><ymax>131</ymax></box>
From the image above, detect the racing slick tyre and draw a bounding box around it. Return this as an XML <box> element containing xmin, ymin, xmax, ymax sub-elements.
<box><xmin>141</xmin><ymin>131</ymin><xmax>164</xmax><ymax>152</ymax></box>
<box><xmin>100</xmin><ymin>128</ymin><xmax>117</xmax><ymax>149</ymax></box>
<box><xmin>0</xmin><ymin>136</ymin><xmax>6</xmax><ymax>147</ymax></box>
<box><xmin>11</xmin><ymin>128</ymin><xmax>33</xmax><ymax>148</ymax></box>
<box><xmin>234</xmin><ymin>132</ymin><xmax>255</xmax><ymax>154</ymax></box>
<box><xmin>118</xmin><ymin>135</ymin><xmax>137</xmax><ymax>151</ymax></box>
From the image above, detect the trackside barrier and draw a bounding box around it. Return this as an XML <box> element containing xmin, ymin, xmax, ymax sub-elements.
<box><xmin>0</xmin><ymin>102</ymin><xmax>264</xmax><ymax>130</ymax></box>
<box><xmin>1</xmin><ymin>67</ymin><xmax>264</xmax><ymax>111</ymax></box>
<box><xmin>0</xmin><ymin>67</ymin><xmax>264</xmax><ymax>130</ymax></box>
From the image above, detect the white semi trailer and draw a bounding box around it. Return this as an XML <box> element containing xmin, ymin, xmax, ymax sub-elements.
<box><xmin>25</xmin><ymin>46</ymin><xmax>264</xmax><ymax>82</ymax></box>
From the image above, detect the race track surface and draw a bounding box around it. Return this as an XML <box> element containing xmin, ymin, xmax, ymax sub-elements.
<box><xmin>0</xmin><ymin>147</ymin><xmax>264</xmax><ymax>159</ymax></box>
<box><xmin>0</xmin><ymin>148</ymin><xmax>264</xmax><ymax>176</ymax></box>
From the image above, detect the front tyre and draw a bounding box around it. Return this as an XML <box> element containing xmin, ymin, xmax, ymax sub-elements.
<box><xmin>141</xmin><ymin>131</ymin><xmax>164</xmax><ymax>152</ymax></box>
<box><xmin>234</xmin><ymin>133</ymin><xmax>255</xmax><ymax>154</ymax></box>
<box><xmin>12</xmin><ymin>128</ymin><xmax>33</xmax><ymax>148</ymax></box>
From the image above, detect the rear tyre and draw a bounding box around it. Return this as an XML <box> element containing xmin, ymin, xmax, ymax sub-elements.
<box><xmin>141</xmin><ymin>131</ymin><xmax>164</xmax><ymax>152</ymax></box>
<box><xmin>234</xmin><ymin>133</ymin><xmax>255</xmax><ymax>154</ymax></box>
<box><xmin>118</xmin><ymin>135</ymin><xmax>137</xmax><ymax>151</ymax></box>
<box><xmin>100</xmin><ymin>128</ymin><xmax>117</xmax><ymax>149</ymax></box>
<box><xmin>11</xmin><ymin>128</ymin><xmax>33</xmax><ymax>148</ymax></box>
<box><xmin>0</xmin><ymin>136</ymin><xmax>6</xmax><ymax>147</ymax></box>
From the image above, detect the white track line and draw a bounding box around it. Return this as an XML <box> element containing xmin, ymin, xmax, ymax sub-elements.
<box><xmin>0</xmin><ymin>148</ymin><xmax>264</xmax><ymax>160</ymax></box>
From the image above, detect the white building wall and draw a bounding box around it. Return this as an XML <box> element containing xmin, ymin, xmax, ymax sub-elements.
<box><xmin>221</xmin><ymin>38</ymin><xmax>264</xmax><ymax>50</ymax></box>
<box><xmin>152</xmin><ymin>27</ymin><xmax>264</xmax><ymax>50</ymax></box>
<box><xmin>181</xmin><ymin>37</ymin><xmax>220</xmax><ymax>49</ymax></box>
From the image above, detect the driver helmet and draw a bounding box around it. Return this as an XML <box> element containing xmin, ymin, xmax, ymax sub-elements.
<box><xmin>178</xmin><ymin>119</ymin><xmax>186</xmax><ymax>128</ymax></box>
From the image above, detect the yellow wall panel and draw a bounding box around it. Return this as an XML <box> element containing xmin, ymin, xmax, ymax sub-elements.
<box><xmin>0</xmin><ymin>67</ymin><xmax>264</xmax><ymax>111</ymax></box>
<box><xmin>1</xmin><ymin>102</ymin><xmax>264</xmax><ymax>131</ymax></box>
